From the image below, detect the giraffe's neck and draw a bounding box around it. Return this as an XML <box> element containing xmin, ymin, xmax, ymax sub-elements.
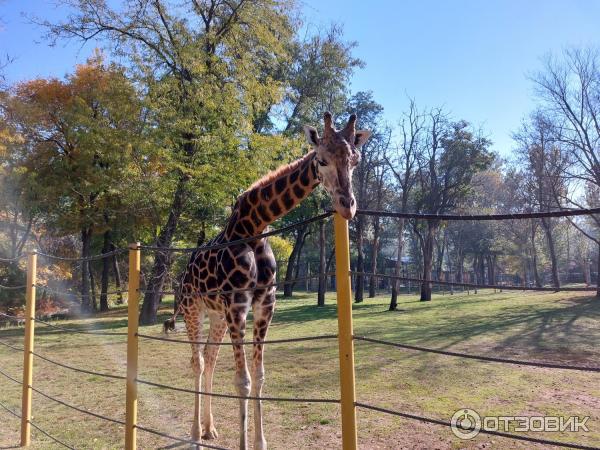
<box><xmin>224</xmin><ymin>151</ymin><xmax>320</xmax><ymax>240</ymax></box>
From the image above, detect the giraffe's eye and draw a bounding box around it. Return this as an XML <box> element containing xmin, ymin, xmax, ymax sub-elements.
<box><xmin>317</xmin><ymin>159</ymin><xmax>328</xmax><ymax>167</ymax></box>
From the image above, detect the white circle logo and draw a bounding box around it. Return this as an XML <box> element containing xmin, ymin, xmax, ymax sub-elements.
<box><xmin>451</xmin><ymin>408</ymin><xmax>481</xmax><ymax>439</ymax></box>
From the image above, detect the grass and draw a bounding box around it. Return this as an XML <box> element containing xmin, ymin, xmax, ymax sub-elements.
<box><xmin>1</xmin><ymin>289</ymin><xmax>600</xmax><ymax>449</ymax></box>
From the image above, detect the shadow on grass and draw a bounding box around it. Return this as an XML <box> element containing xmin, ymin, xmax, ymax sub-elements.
<box><xmin>355</xmin><ymin>294</ymin><xmax>600</xmax><ymax>367</ymax></box>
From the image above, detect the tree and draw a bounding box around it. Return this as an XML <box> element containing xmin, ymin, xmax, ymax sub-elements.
<box><xmin>41</xmin><ymin>0</ymin><xmax>302</xmax><ymax>322</ymax></box>
<box><xmin>276</xmin><ymin>26</ymin><xmax>364</xmax><ymax>298</ymax></box>
<box><xmin>2</xmin><ymin>55</ymin><xmax>144</xmax><ymax>311</ymax></box>
<box><xmin>514</xmin><ymin>112</ymin><xmax>567</xmax><ymax>288</ymax></box>
<box><xmin>532</xmin><ymin>47</ymin><xmax>600</xmax><ymax>296</ymax></box>
<box><xmin>283</xmin><ymin>24</ymin><xmax>363</xmax><ymax>134</ymax></box>
<box><xmin>385</xmin><ymin>100</ymin><xmax>423</xmax><ymax>310</ymax></box>
<box><xmin>412</xmin><ymin>112</ymin><xmax>493</xmax><ymax>301</ymax></box>
<box><xmin>345</xmin><ymin>91</ymin><xmax>385</xmax><ymax>303</ymax></box>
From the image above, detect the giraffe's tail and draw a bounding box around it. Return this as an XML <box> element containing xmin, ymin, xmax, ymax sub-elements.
<box><xmin>163</xmin><ymin>301</ymin><xmax>183</xmax><ymax>335</ymax></box>
<box><xmin>163</xmin><ymin>316</ymin><xmax>177</xmax><ymax>334</ymax></box>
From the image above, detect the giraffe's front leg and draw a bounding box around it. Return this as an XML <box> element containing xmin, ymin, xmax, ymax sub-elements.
<box><xmin>201</xmin><ymin>313</ymin><xmax>227</xmax><ymax>440</ymax></box>
<box><xmin>251</xmin><ymin>290</ymin><xmax>275</xmax><ymax>450</ymax></box>
<box><xmin>183</xmin><ymin>300</ymin><xmax>205</xmax><ymax>442</ymax></box>
<box><xmin>228</xmin><ymin>297</ymin><xmax>251</xmax><ymax>450</ymax></box>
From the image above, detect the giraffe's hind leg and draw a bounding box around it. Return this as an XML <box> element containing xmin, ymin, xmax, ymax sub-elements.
<box><xmin>201</xmin><ymin>312</ymin><xmax>227</xmax><ymax>440</ymax></box>
<box><xmin>226</xmin><ymin>293</ymin><xmax>252</xmax><ymax>450</ymax></box>
<box><xmin>251</xmin><ymin>288</ymin><xmax>275</xmax><ymax>450</ymax></box>
<box><xmin>183</xmin><ymin>298</ymin><xmax>205</xmax><ymax>442</ymax></box>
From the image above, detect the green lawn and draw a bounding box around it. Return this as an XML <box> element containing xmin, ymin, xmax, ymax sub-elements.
<box><xmin>1</xmin><ymin>289</ymin><xmax>599</xmax><ymax>449</ymax></box>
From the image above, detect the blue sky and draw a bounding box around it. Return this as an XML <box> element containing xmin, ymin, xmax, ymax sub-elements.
<box><xmin>2</xmin><ymin>0</ymin><xmax>600</xmax><ymax>155</ymax></box>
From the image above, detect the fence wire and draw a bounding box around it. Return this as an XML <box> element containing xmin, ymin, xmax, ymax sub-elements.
<box><xmin>31</xmin><ymin>384</ymin><xmax>126</xmax><ymax>426</ymax></box>
<box><xmin>0</xmin><ymin>254</ymin><xmax>28</xmax><ymax>263</ymax></box>
<box><xmin>0</xmin><ymin>400</ymin><xmax>76</xmax><ymax>450</ymax></box>
<box><xmin>353</xmin><ymin>335</ymin><xmax>600</xmax><ymax>372</ymax></box>
<box><xmin>352</xmin><ymin>271</ymin><xmax>598</xmax><ymax>292</ymax></box>
<box><xmin>356</xmin><ymin>207</ymin><xmax>600</xmax><ymax>221</ymax></box>
<box><xmin>136</xmin><ymin>377</ymin><xmax>340</xmax><ymax>403</ymax></box>
<box><xmin>36</xmin><ymin>247</ymin><xmax>127</xmax><ymax>262</ymax></box>
<box><xmin>355</xmin><ymin>402</ymin><xmax>599</xmax><ymax>450</ymax></box>
<box><xmin>140</xmin><ymin>211</ymin><xmax>332</xmax><ymax>253</ymax></box>
<box><xmin>0</xmin><ymin>283</ymin><xmax>26</xmax><ymax>290</ymax></box>
<box><xmin>0</xmin><ymin>368</ymin><xmax>77</xmax><ymax>449</ymax></box>
<box><xmin>0</xmin><ymin>339</ymin><xmax>23</xmax><ymax>352</ymax></box>
<box><xmin>137</xmin><ymin>332</ymin><xmax>338</xmax><ymax>346</ymax></box>
<box><xmin>134</xmin><ymin>424</ymin><xmax>230</xmax><ymax>450</ymax></box>
<box><xmin>0</xmin><ymin>366</ymin><xmax>21</xmax><ymax>384</ymax></box>
<box><xmin>31</xmin><ymin>350</ymin><xmax>126</xmax><ymax>380</ymax></box>
<box><xmin>34</xmin><ymin>285</ymin><xmax>127</xmax><ymax>298</ymax></box>
<box><xmin>139</xmin><ymin>273</ymin><xmax>334</xmax><ymax>297</ymax></box>
<box><xmin>34</xmin><ymin>317</ymin><xmax>128</xmax><ymax>336</ymax></box>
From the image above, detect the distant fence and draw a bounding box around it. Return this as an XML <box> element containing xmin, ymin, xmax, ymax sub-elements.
<box><xmin>1</xmin><ymin>207</ymin><xmax>599</xmax><ymax>449</ymax></box>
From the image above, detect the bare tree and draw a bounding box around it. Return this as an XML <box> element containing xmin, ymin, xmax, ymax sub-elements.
<box><xmin>532</xmin><ymin>47</ymin><xmax>600</xmax><ymax>296</ymax></box>
<box><xmin>385</xmin><ymin>100</ymin><xmax>423</xmax><ymax>310</ymax></box>
<box><xmin>514</xmin><ymin>112</ymin><xmax>567</xmax><ymax>288</ymax></box>
<box><xmin>412</xmin><ymin>112</ymin><xmax>493</xmax><ymax>301</ymax></box>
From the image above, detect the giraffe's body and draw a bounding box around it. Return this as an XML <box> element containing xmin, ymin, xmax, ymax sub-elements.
<box><xmin>172</xmin><ymin>113</ymin><xmax>371</xmax><ymax>449</ymax></box>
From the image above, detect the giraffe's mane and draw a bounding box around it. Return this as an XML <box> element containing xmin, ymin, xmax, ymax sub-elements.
<box><xmin>244</xmin><ymin>150</ymin><xmax>315</xmax><ymax>192</ymax></box>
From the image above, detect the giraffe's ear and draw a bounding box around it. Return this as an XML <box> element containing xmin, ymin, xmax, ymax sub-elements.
<box><xmin>354</xmin><ymin>130</ymin><xmax>372</xmax><ymax>148</ymax></box>
<box><xmin>303</xmin><ymin>125</ymin><xmax>319</xmax><ymax>147</ymax></box>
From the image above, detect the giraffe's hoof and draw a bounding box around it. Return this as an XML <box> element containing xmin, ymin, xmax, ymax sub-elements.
<box><xmin>254</xmin><ymin>438</ymin><xmax>267</xmax><ymax>450</ymax></box>
<box><xmin>202</xmin><ymin>426</ymin><xmax>219</xmax><ymax>440</ymax></box>
<box><xmin>191</xmin><ymin>425</ymin><xmax>202</xmax><ymax>442</ymax></box>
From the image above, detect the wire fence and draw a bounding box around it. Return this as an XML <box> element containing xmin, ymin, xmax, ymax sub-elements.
<box><xmin>0</xmin><ymin>254</ymin><xmax>28</xmax><ymax>263</ymax></box>
<box><xmin>353</xmin><ymin>335</ymin><xmax>600</xmax><ymax>372</ymax></box>
<box><xmin>137</xmin><ymin>332</ymin><xmax>338</xmax><ymax>346</ymax></box>
<box><xmin>354</xmin><ymin>402</ymin><xmax>600</xmax><ymax>450</ymax></box>
<box><xmin>1</xmin><ymin>206</ymin><xmax>600</xmax><ymax>448</ymax></box>
<box><xmin>0</xmin><ymin>367</ymin><xmax>76</xmax><ymax>449</ymax></box>
<box><xmin>355</xmin><ymin>207</ymin><xmax>600</xmax><ymax>220</ymax></box>
<box><xmin>36</xmin><ymin>247</ymin><xmax>127</xmax><ymax>262</ymax></box>
<box><xmin>351</xmin><ymin>271</ymin><xmax>599</xmax><ymax>292</ymax></box>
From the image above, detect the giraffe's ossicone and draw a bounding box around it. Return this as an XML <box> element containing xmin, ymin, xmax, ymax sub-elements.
<box><xmin>168</xmin><ymin>112</ymin><xmax>371</xmax><ymax>450</ymax></box>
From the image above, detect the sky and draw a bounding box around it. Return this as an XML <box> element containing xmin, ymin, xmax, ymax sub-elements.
<box><xmin>2</xmin><ymin>0</ymin><xmax>600</xmax><ymax>156</ymax></box>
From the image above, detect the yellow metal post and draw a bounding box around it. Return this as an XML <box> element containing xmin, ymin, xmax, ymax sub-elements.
<box><xmin>333</xmin><ymin>213</ymin><xmax>358</xmax><ymax>450</ymax></box>
<box><xmin>20</xmin><ymin>251</ymin><xmax>37</xmax><ymax>447</ymax></box>
<box><xmin>125</xmin><ymin>243</ymin><xmax>140</xmax><ymax>450</ymax></box>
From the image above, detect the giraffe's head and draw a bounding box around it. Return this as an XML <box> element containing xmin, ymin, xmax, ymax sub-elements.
<box><xmin>304</xmin><ymin>112</ymin><xmax>371</xmax><ymax>220</ymax></box>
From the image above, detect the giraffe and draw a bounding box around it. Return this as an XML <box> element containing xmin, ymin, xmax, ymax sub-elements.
<box><xmin>167</xmin><ymin>112</ymin><xmax>371</xmax><ymax>449</ymax></box>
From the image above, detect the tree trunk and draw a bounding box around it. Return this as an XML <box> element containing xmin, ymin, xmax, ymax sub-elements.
<box><xmin>111</xmin><ymin>243</ymin><xmax>124</xmax><ymax>304</ymax></box>
<box><xmin>530</xmin><ymin>220</ymin><xmax>542</xmax><ymax>287</ymax></box>
<box><xmin>89</xmin><ymin>261</ymin><xmax>98</xmax><ymax>311</ymax></box>
<box><xmin>596</xmin><ymin>243</ymin><xmax>600</xmax><ymax>298</ymax></box>
<box><xmin>284</xmin><ymin>225</ymin><xmax>308</xmax><ymax>297</ymax></box>
<box><xmin>540</xmin><ymin>217</ymin><xmax>560</xmax><ymax>288</ymax></box>
<box><xmin>479</xmin><ymin>254</ymin><xmax>486</xmax><ymax>285</ymax></box>
<box><xmin>389</xmin><ymin>219</ymin><xmax>405</xmax><ymax>311</ymax></box>
<box><xmin>354</xmin><ymin>216</ymin><xmax>365</xmax><ymax>303</ymax></box>
<box><xmin>420</xmin><ymin>222</ymin><xmax>436</xmax><ymax>301</ymax></box>
<box><xmin>582</xmin><ymin>255</ymin><xmax>591</xmax><ymax>286</ymax></box>
<box><xmin>472</xmin><ymin>255</ymin><xmax>479</xmax><ymax>294</ymax></box>
<box><xmin>81</xmin><ymin>227</ymin><xmax>93</xmax><ymax>312</ymax></box>
<box><xmin>317</xmin><ymin>220</ymin><xmax>326</xmax><ymax>307</ymax></box>
<box><xmin>435</xmin><ymin>230</ymin><xmax>446</xmax><ymax>281</ymax></box>
<box><xmin>100</xmin><ymin>229</ymin><xmax>111</xmax><ymax>312</ymax></box>
<box><xmin>486</xmin><ymin>254</ymin><xmax>496</xmax><ymax>285</ymax></box>
<box><xmin>139</xmin><ymin>176</ymin><xmax>189</xmax><ymax>325</ymax></box>
<box><xmin>369</xmin><ymin>216</ymin><xmax>381</xmax><ymax>298</ymax></box>
<box><xmin>457</xmin><ymin>253</ymin><xmax>465</xmax><ymax>283</ymax></box>
<box><xmin>292</xmin><ymin>241</ymin><xmax>306</xmax><ymax>291</ymax></box>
